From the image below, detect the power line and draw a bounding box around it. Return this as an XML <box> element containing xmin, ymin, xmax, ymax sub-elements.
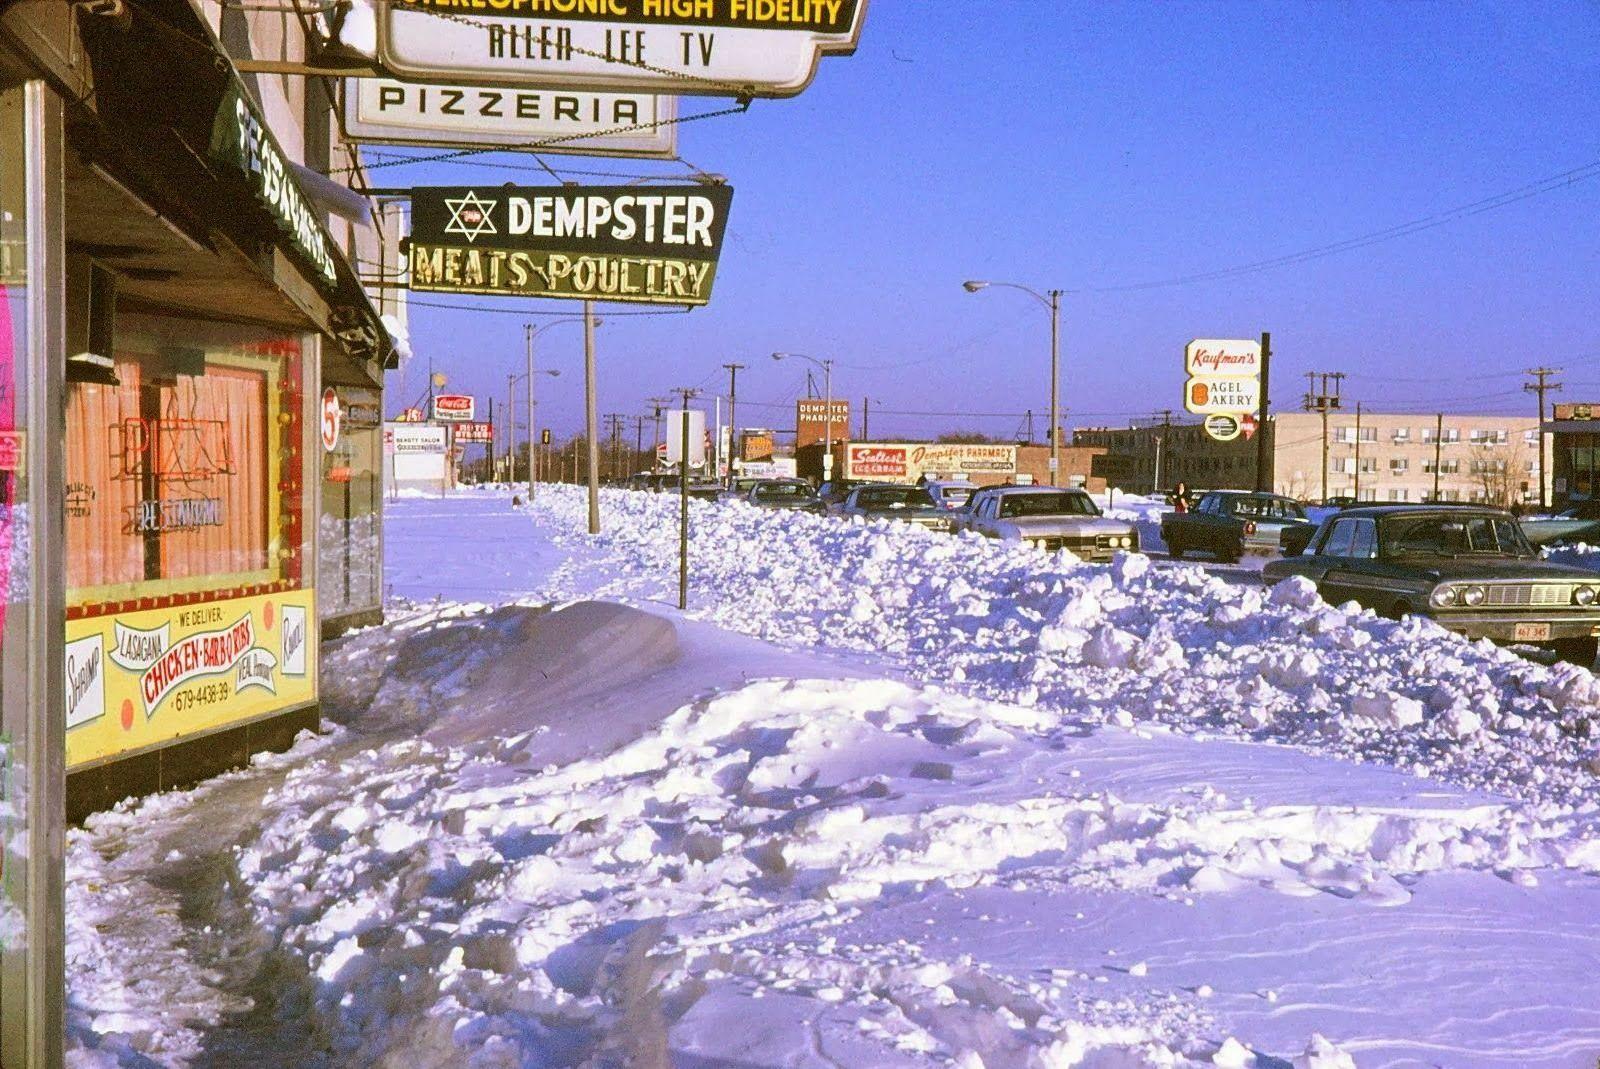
<box><xmin>1089</xmin><ymin>156</ymin><xmax>1600</xmax><ymax>294</ymax></box>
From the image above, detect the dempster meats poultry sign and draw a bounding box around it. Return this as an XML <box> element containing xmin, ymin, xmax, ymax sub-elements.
<box><xmin>408</xmin><ymin>184</ymin><xmax>733</xmax><ymax>305</ymax></box>
<box><xmin>377</xmin><ymin>0</ymin><xmax>868</xmax><ymax>99</ymax></box>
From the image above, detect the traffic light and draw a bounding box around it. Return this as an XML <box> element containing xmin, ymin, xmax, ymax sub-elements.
<box><xmin>541</xmin><ymin>428</ymin><xmax>551</xmax><ymax>445</ymax></box>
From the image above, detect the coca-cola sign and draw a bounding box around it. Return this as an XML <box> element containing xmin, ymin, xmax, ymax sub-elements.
<box><xmin>432</xmin><ymin>394</ymin><xmax>475</xmax><ymax>422</ymax></box>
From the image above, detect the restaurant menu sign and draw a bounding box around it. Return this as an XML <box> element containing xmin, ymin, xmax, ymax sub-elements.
<box><xmin>408</xmin><ymin>184</ymin><xmax>733</xmax><ymax>305</ymax></box>
<box><xmin>65</xmin><ymin>591</ymin><xmax>317</xmax><ymax>769</ymax></box>
<box><xmin>845</xmin><ymin>443</ymin><xmax>1017</xmax><ymax>483</ymax></box>
<box><xmin>377</xmin><ymin>0</ymin><xmax>867</xmax><ymax>98</ymax></box>
<box><xmin>345</xmin><ymin>79</ymin><xmax>677</xmax><ymax>157</ymax></box>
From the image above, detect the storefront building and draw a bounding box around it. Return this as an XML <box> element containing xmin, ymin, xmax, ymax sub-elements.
<box><xmin>1545</xmin><ymin>403</ymin><xmax>1600</xmax><ymax>507</ymax></box>
<box><xmin>2</xmin><ymin>1</ymin><xmax>399</xmax><ymax>1059</ymax></box>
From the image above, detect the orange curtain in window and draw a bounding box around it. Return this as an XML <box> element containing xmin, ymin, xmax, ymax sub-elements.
<box><xmin>65</xmin><ymin>363</ymin><xmax>145</xmax><ymax>590</ymax></box>
<box><xmin>156</xmin><ymin>369</ymin><xmax>268</xmax><ymax>581</ymax></box>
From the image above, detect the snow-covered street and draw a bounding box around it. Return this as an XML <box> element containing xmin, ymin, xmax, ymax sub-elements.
<box><xmin>67</xmin><ymin>488</ymin><xmax>1600</xmax><ymax>1068</ymax></box>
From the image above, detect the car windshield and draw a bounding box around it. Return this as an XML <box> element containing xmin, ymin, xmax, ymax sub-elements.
<box><xmin>1230</xmin><ymin>496</ymin><xmax>1306</xmax><ymax>521</ymax></box>
<box><xmin>734</xmin><ymin>478</ymin><xmax>762</xmax><ymax>492</ymax></box>
<box><xmin>998</xmin><ymin>492</ymin><xmax>1099</xmax><ymax>518</ymax></box>
<box><xmin>857</xmin><ymin>486</ymin><xmax>934</xmax><ymax>509</ymax></box>
<box><xmin>754</xmin><ymin>483</ymin><xmax>812</xmax><ymax>500</ymax></box>
<box><xmin>939</xmin><ymin>487</ymin><xmax>974</xmax><ymax>505</ymax></box>
<box><xmin>1382</xmin><ymin>514</ymin><xmax>1533</xmax><ymax>557</ymax></box>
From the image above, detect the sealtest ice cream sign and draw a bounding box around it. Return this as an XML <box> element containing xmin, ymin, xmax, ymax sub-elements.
<box><xmin>408</xmin><ymin>184</ymin><xmax>733</xmax><ymax>305</ymax></box>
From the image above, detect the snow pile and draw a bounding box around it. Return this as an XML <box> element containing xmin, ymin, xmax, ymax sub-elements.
<box><xmin>525</xmin><ymin>486</ymin><xmax>1600</xmax><ymax>810</ymax></box>
<box><xmin>226</xmin><ymin>674</ymin><xmax>1473</xmax><ymax>1067</ymax></box>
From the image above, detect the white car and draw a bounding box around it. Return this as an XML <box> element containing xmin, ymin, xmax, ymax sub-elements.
<box><xmin>964</xmin><ymin>486</ymin><xmax>1138</xmax><ymax>561</ymax></box>
<box><xmin>924</xmin><ymin>479</ymin><xmax>979</xmax><ymax>512</ymax></box>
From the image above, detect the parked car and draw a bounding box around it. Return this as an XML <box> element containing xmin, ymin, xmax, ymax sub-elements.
<box><xmin>837</xmin><ymin>483</ymin><xmax>954</xmax><ymax>531</ymax></box>
<box><xmin>1262</xmin><ymin>505</ymin><xmax>1600</xmax><ymax>665</ymax></box>
<box><xmin>624</xmin><ymin>472</ymin><xmax>654</xmax><ymax>491</ymax></box>
<box><xmin>923</xmin><ymin>478</ymin><xmax>979</xmax><ymax>512</ymax></box>
<box><xmin>948</xmin><ymin>484</ymin><xmax>1005</xmax><ymax>533</ymax></box>
<box><xmin>719</xmin><ymin>476</ymin><xmax>766</xmax><ymax>503</ymax></box>
<box><xmin>1162</xmin><ymin>490</ymin><xmax>1318</xmax><ymax>561</ymax></box>
<box><xmin>818</xmin><ymin>479</ymin><xmax>867</xmax><ymax>514</ymax></box>
<box><xmin>964</xmin><ymin>486</ymin><xmax>1137</xmax><ymax>561</ymax></box>
<box><xmin>686</xmin><ymin>480</ymin><xmax>723</xmax><ymax>501</ymax></box>
<box><xmin>1519</xmin><ymin>499</ymin><xmax>1600</xmax><ymax>547</ymax></box>
<box><xmin>1321</xmin><ymin>495</ymin><xmax>1359</xmax><ymax>509</ymax></box>
<box><xmin>747</xmin><ymin>479</ymin><xmax>824</xmax><ymax>512</ymax></box>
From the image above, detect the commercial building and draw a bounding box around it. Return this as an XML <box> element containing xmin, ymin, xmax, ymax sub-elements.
<box><xmin>1079</xmin><ymin>411</ymin><xmax>1547</xmax><ymax>506</ymax></box>
<box><xmin>2</xmin><ymin>1</ymin><xmax>401</xmax><ymax>1052</ymax></box>
<box><xmin>1545</xmin><ymin>403</ymin><xmax>1600</xmax><ymax>507</ymax></box>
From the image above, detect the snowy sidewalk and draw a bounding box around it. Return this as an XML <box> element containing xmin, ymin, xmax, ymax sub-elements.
<box><xmin>66</xmin><ymin>488</ymin><xmax>1600</xmax><ymax>1068</ymax></box>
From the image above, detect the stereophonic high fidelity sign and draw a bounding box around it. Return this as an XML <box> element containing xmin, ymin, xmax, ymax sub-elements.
<box><xmin>408</xmin><ymin>184</ymin><xmax>733</xmax><ymax>305</ymax></box>
<box><xmin>376</xmin><ymin>0</ymin><xmax>867</xmax><ymax>98</ymax></box>
<box><xmin>343</xmin><ymin>79</ymin><xmax>678</xmax><ymax>157</ymax></box>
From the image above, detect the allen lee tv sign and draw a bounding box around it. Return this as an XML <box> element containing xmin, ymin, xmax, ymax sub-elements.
<box><xmin>408</xmin><ymin>185</ymin><xmax>733</xmax><ymax>306</ymax></box>
<box><xmin>379</xmin><ymin>0</ymin><xmax>867</xmax><ymax>99</ymax></box>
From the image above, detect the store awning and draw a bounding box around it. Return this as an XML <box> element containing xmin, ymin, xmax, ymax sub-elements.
<box><xmin>70</xmin><ymin>0</ymin><xmax>394</xmax><ymax>368</ymax></box>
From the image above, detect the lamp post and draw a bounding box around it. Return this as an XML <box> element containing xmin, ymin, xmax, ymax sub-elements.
<box><xmin>772</xmin><ymin>351</ymin><xmax>835</xmax><ymax>481</ymax></box>
<box><xmin>522</xmin><ymin>316</ymin><xmax>594</xmax><ymax>501</ymax></box>
<box><xmin>963</xmin><ymin>280</ymin><xmax>1064</xmax><ymax>483</ymax></box>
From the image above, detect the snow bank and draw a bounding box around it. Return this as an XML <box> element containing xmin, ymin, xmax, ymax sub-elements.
<box><xmin>530</xmin><ymin>486</ymin><xmax>1600</xmax><ymax>810</ymax></box>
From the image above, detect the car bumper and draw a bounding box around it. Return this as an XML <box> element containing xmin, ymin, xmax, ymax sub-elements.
<box><xmin>1430</xmin><ymin>611</ymin><xmax>1600</xmax><ymax>643</ymax></box>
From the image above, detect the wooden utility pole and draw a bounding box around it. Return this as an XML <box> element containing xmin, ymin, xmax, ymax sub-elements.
<box><xmin>1524</xmin><ymin>367</ymin><xmax>1562</xmax><ymax>509</ymax></box>
<box><xmin>723</xmin><ymin>363</ymin><xmax>744</xmax><ymax>487</ymax></box>
<box><xmin>1254</xmin><ymin>332</ymin><xmax>1272</xmax><ymax>492</ymax></box>
<box><xmin>1302</xmin><ymin>371</ymin><xmax>1344</xmax><ymax>504</ymax></box>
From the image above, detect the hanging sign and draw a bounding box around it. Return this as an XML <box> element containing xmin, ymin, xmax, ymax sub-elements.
<box><xmin>376</xmin><ymin>0</ymin><xmax>867</xmax><ymax>99</ymax></box>
<box><xmin>321</xmin><ymin>388</ymin><xmax>343</xmax><ymax>452</ymax></box>
<box><xmin>1203</xmin><ymin>413</ymin><xmax>1242</xmax><ymax>442</ymax></box>
<box><xmin>1186</xmin><ymin>376</ymin><xmax>1259</xmax><ymax>415</ymax></box>
<box><xmin>408</xmin><ymin>184</ymin><xmax>733</xmax><ymax>305</ymax></box>
<box><xmin>343</xmin><ymin>79</ymin><xmax>678</xmax><ymax>158</ymax></box>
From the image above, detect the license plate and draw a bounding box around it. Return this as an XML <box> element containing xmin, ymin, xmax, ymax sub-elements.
<box><xmin>1514</xmin><ymin>622</ymin><xmax>1551</xmax><ymax>641</ymax></box>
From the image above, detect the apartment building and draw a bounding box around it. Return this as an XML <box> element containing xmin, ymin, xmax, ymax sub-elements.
<box><xmin>1079</xmin><ymin>411</ymin><xmax>1548</xmax><ymax>506</ymax></box>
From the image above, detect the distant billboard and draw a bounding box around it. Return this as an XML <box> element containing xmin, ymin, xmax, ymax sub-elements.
<box><xmin>845</xmin><ymin>443</ymin><xmax>1017</xmax><ymax>483</ymax></box>
<box><xmin>432</xmin><ymin>394</ymin><xmax>475</xmax><ymax>422</ymax></box>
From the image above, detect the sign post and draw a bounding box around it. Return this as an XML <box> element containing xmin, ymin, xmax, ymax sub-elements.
<box><xmin>1255</xmin><ymin>332</ymin><xmax>1272</xmax><ymax>492</ymax></box>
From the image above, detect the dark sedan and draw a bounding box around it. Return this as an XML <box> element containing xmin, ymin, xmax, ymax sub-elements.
<box><xmin>1162</xmin><ymin>490</ymin><xmax>1318</xmax><ymax>562</ymax></box>
<box><xmin>747</xmin><ymin>479</ymin><xmax>824</xmax><ymax>513</ymax></box>
<box><xmin>837</xmin><ymin>483</ymin><xmax>954</xmax><ymax>531</ymax></box>
<box><xmin>1263</xmin><ymin>505</ymin><xmax>1600</xmax><ymax>665</ymax></box>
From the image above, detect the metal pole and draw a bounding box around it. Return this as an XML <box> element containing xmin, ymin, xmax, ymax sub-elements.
<box><xmin>525</xmin><ymin>323</ymin><xmax>536</xmax><ymax>502</ymax></box>
<box><xmin>1049</xmin><ymin>290</ymin><xmax>1061</xmax><ymax>483</ymax></box>
<box><xmin>1255</xmin><ymin>331</ymin><xmax>1271</xmax><ymax>492</ymax></box>
<box><xmin>823</xmin><ymin>360</ymin><xmax>834</xmax><ymax>481</ymax></box>
<box><xmin>1434</xmin><ymin>412</ymin><xmax>1443</xmax><ymax>501</ymax></box>
<box><xmin>1153</xmin><ymin>435</ymin><xmax>1162</xmax><ymax>494</ymax></box>
<box><xmin>1354</xmin><ymin>401</ymin><xmax>1363</xmax><ymax>501</ymax></box>
<box><xmin>506</xmin><ymin>373</ymin><xmax>516</xmax><ymax>487</ymax></box>
<box><xmin>584</xmin><ymin>300</ymin><xmax>600</xmax><ymax>533</ymax></box>
<box><xmin>723</xmin><ymin>362</ymin><xmax>743</xmax><ymax>488</ymax></box>
<box><xmin>679</xmin><ymin>392</ymin><xmax>691</xmax><ymax>610</ymax></box>
<box><xmin>1320</xmin><ymin>396</ymin><xmax>1329</xmax><ymax>504</ymax></box>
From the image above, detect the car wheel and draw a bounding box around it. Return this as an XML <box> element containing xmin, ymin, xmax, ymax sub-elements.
<box><xmin>1553</xmin><ymin>637</ymin><xmax>1599</xmax><ymax>668</ymax></box>
<box><xmin>1387</xmin><ymin>600</ymin><xmax>1413</xmax><ymax>621</ymax></box>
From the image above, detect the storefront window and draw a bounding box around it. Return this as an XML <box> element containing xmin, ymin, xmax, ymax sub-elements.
<box><xmin>66</xmin><ymin>314</ymin><xmax>298</xmax><ymax>603</ymax></box>
<box><xmin>319</xmin><ymin>383</ymin><xmax>382</xmax><ymax>625</ymax></box>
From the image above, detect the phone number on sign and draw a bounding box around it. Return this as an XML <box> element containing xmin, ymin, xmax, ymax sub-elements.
<box><xmin>171</xmin><ymin>681</ymin><xmax>232</xmax><ymax>713</ymax></box>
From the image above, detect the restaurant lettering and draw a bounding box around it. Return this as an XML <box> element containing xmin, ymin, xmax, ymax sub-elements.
<box><xmin>132</xmin><ymin>497</ymin><xmax>225</xmax><ymax>534</ymax></box>
<box><xmin>140</xmin><ymin>614</ymin><xmax>257</xmax><ymax>713</ymax></box>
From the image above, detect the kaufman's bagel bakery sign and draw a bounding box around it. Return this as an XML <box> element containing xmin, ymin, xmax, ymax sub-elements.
<box><xmin>407</xmin><ymin>184</ymin><xmax>733</xmax><ymax>305</ymax></box>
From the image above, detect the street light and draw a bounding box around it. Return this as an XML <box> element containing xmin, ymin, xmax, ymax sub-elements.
<box><xmin>963</xmin><ymin>279</ymin><xmax>1065</xmax><ymax>483</ymax></box>
<box><xmin>523</xmin><ymin>317</ymin><xmax>598</xmax><ymax>502</ymax></box>
<box><xmin>772</xmin><ymin>351</ymin><xmax>836</xmax><ymax>481</ymax></box>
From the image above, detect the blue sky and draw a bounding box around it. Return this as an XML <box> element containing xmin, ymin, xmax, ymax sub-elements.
<box><xmin>389</xmin><ymin>1</ymin><xmax>1600</xmax><ymax>444</ymax></box>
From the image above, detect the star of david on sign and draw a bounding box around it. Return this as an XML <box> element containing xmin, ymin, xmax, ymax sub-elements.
<box><xmin>443</xmin><ymin>191</ymin><xmax>497</xmax><ymax>243</ymax></box>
